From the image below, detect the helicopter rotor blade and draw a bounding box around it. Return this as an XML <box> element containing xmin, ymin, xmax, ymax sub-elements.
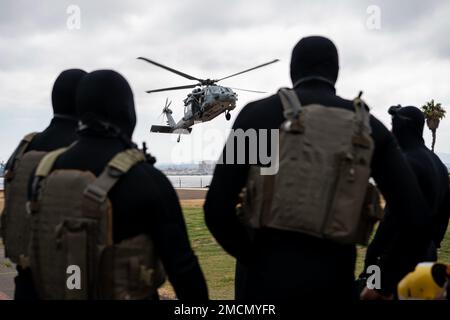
<box><xmin>229</xmin><ymin>87</ymin><xmax>267</xmax><ymax>94</ymax></box>
<box><xmin>138</xmin><ymin>57</ymin><xmax>203</xmax><ymax>81</ymax></box>
<box><xmin>146</xmin><ymin>84</ymin><xmax>198</xmax><ymax>94</ymax></box>
<box><xmin>216</xmin><ymin>59</ymin><xmax>280</xmax><ymax>82</ymax></box>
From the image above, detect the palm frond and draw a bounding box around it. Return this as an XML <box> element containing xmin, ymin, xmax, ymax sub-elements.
<box><xmin>421</xmin><ymin>99</ymin><xmax>446</xmax><ymax>120</ymax></box>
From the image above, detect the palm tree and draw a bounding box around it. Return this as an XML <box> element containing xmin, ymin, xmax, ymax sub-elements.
<box><xmin>421</xmin><ymin>99</ymin><xmax>446</xmax><ymax>153</ymax></box>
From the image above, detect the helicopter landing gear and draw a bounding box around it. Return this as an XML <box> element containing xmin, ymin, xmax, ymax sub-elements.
<box><xmin>225</xmin><ymin>111</ymin><xmax>231</xmax><ymax>121</ymax></box>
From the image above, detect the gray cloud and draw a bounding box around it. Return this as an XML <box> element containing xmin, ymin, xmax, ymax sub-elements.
<box><xmin>1</xmin><ymin>0</ymin><xmax>450</xmax><ymax>163</ymax></box>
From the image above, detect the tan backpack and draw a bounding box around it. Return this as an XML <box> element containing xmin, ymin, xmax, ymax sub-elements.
<box><xmin>28</xmin><ymin>148</ymin><xmax>165</xmax><ymax>299</ymax></box>
<box><xmin>1</xmin><ymin>132</ymin><xmax>47</xmax><ymax>267</ymax></box>
<box><xmin>239</xmin><ymin>88</ymin><xmax>382</xmax><ymax>245</ymax></box>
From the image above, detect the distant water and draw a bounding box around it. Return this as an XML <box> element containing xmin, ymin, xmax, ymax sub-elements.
<box><xmin>168</xmin><ymin>175</ymin><xmax>212</xmax><ymax>188</ymax></box>
<box><xmin>0</xmin><ymin>176</ymin><xmax>212</xmax><ymax>191</ymax></box>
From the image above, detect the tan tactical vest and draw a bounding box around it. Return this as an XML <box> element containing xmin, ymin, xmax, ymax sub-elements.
<box><xmin>28</xmin><ymin>148</ymin><xmax>165</xmax><ymax>299</ymax></box>
<box><xmin>1</xmin><ymin>132</ymin><xmax>47</xmax><ymax>266</ymax></box>
<box><xmin>239</xmin><ymin>88</ymin><xmax>382</xmax><ymax>245</ymax></box>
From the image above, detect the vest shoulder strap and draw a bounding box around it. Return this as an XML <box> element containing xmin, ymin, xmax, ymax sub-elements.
<box><xmin>84</xmin><ymin>149</ymin><xmax>146</xmax><ymax>203</ymax></box>
<box><xmin>22</xmin><ymin>132</ymin><xmax>39</xmax><ymax>143</ymax></box>
<box><xmin>4</xmin><ymin>132</ymin><xmax>39</xmax><ymax>177</ymax></box>
<box><xmin>35</xmin><ymin>148</ymin><xmax>68</xmax><ymax>178</ymax></box>
<box><xmin>353</xmin><ymin>95</ymin><xmax>372</xmax><ymax>134</ymax></box>
<box><xmin>278</xmin><ymin>88</ymin><xmax>302</xmax><ymax>119</ymax></box>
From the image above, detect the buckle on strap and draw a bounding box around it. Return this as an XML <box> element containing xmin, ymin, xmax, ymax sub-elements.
<box><xmin>283</xmin><ymin>107</ymin><xmax>299</xmax><ymax>120</ymax></box>
<box><xmin>279</xmin><ymin>88</ymin><xmax>302</xmax><ymax>120</ymax></box>
<box><xmin>19</xmin><ymin>255</ymin><xmax>30</xmax><ymax>269</ymax></box>
<box><xmin>4</xmin><ymin>169</ymin><xmax>14</xmax><ymax>180</ymax></box>
<box><xmin>107</xmin><ymin>166</ymin><xmax>123</xmax><ymax>178</ymax></box>
<box><xmin>140</xmin><ymin>266</ymin><xmax>154</xmax><ymax>286</ymax></box>
<box><xmin>84</xmin><ymin>184</ymin><xmax>108</xmax><ymax>203</ymax></box>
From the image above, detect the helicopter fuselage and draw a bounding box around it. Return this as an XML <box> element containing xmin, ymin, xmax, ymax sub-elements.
<box><xmin>142</xmin><ymin>56</ymin><xmax>279</xmax><ymax>139</ymax></box>
<box><xmin>152</xmin><ymin>85</ymin><xmax>237</xmax><ymax>136</ymax></box>
<box><xmin>184</xmin><ymin>85</ymin><xmax>237</xmax><ymax>123</ymax></box>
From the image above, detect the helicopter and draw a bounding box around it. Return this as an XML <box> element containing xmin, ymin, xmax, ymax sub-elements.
<box><xmin>137</xmin><ymin>57</ymin><xmax>279</xmax><ymax>142</ymax></box>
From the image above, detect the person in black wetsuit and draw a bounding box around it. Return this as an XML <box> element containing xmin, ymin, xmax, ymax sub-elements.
<box><xmin>204</xmin><ymin>36</ymin><xmax>431</xmax><ymax>300</ymax></box>
<box><xmin>28</xmin><ymin>70</ymin><xmax>208</xmax><ymax>300</ymax></box>
<box><xmin>8</xmin><ymin>69</ymin><xmax>87</xmax><ymax>300</ymax></box>
<box><xmin>6</xmin><ymin>69</ymin><xmax>86</xmax><ymax>164</ymax></box>
<box><xmin>365</xmin><ymin>106</ymin><xmax>450</xmax><ymax>274</ymax></box>
<box><xmin>27</xmin><ymin>69</ymin><xmax>87</xmax><ymax>151</ymax></box>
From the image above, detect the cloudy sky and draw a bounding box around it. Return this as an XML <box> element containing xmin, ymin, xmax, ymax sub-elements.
<box><xmin>1</xmin><ymin>0</ymin><xmax>449</xmax><ymax>164</ymax></box>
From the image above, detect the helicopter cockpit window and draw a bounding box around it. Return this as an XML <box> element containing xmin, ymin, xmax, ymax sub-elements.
<box><xmin>184</xmin><ymin>105</ymin><xmax>190</xmax><ymax>115</ymax></box>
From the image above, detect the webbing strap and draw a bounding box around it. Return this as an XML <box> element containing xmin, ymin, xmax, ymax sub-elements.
<box><xmin>15</xmin><ymin>132</ymin><xmax>38</xmax><ymax>166</ymax></box>
<box><xmin>353</xmin><ymin>96</ymin><xmax>372</xmax><ymax>134</ymax></box>
<box><xmin>109</xmin><ymin>149</ymin><xmax>147</xmax><ymax>173</ymax></box>
<box><xmin>261</xmin><ymin>175</ymin><xmax>275</xmax><ymax>226</ymax></box>
<box><xmin>83</xmin><ymin>149</ymin><xmax>146</xmax><ymax>204</ymax></box>
<box><xmin>4</xmin><ymin>132</ymin><xmax>38</xmax><ymax>178</ymax></box>
<box><xmin>278</xmin><ymin>88</ymin><xmax>302</xmax><ymax>120</ymax></box>
<box><xmin>23</xmin><ymin>132</ymin><xmax>38</xmax><ymax>143</ymax></box>
<box><xmin>35</xmin><ymin>148</ymin><xmax>68</xmax><ymax>178</ymax></box>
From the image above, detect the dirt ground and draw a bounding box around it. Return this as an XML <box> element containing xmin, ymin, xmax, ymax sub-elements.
<box><xmin>175</xmin><ymin>188</ymin><xmax>208</xmax><ymax>201</ymax></box>
<box><xmin>0</xmin><ymin>189</ymin><xmax>206</xmax><ymax>213</ymax></box>
<box><xmin>179</xmin><ymin>199</ymin><xmax>205</xmax><ymax>208</ymax></box>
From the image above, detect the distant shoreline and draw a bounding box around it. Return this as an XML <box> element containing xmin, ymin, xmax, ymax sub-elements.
<box><xmin>165</xmin><ymin>173</ymin><xmax>213</xmax><ymax>176</ymax></box>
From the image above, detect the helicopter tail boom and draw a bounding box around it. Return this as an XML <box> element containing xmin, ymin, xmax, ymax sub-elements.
<box><xmin>150</xmin><ymin>125</ymin><xmax>192</xmax><ymax>135</ymax></box>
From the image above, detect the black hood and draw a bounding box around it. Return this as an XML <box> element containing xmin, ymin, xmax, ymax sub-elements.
<box><xmin>76</xmin><ymin>70</ymin><xmax>137</xmax><ymax>139</ymax></box>
<box><xmin>389</xmin><ymin>105</ymin><xmax>425</xmax><ymax>149</ymax></box>
<box><xmin>52</xmin><ymin>69</ymin><xmax>87</xmax><ymax>117</ymax></box>
<box><xmin>290</xmin><ymin>36</ymin><xmax>339</xmax><ymax>88</ymax></box>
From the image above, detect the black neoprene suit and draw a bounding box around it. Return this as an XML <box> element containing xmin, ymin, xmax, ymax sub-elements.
<box><xmin>204</xmin><ymin>37</ymin><xmax>431</xmax><ymax>299</ymax></box>
<box><xmin>365</xmin><ymin>106</ymin><xmax>450</xmax><ymax>272</ymax></box>
<box><xmin>30</xmin><ymin>70</ymin><xmax>208</xmax><ymax>300</ymax></box>
<box><xmin>9</xmin><ymin>69</ymin><xmax>86</xmax><ymax>300</ymax></box>
<box><xmin>50</xmin><ymin>133</ymin><xmax>209</xmax><ymax>300</ymax></box>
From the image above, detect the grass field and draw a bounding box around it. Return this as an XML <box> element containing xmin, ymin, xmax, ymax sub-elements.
<box><xmin>1</xmin><ymin>195</ymin><xmax>449</xmax><ymax>300</ymax></box>
<box><xmin>170</xmin><ymin>202</ymin><xmax>450</xmax><ymax>300</ymax></box>
<box><xmin>159</xmin><ymin>201</ymin><xmax>236</xmax><ymax>300</ymax></box>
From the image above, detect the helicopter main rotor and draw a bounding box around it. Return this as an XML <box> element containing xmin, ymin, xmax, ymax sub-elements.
<box><xmin>138</xmin><ymin>57</ymin><xmax>279</xmax><ymax>94</ymax></box>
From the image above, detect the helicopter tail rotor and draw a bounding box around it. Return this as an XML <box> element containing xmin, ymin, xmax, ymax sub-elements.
<box><xmin>162</xmin><ymin>98</ymin><xmax>172</xmax><ymax>114</ymax></box>
<box><xmin>158</xmin><ymin>98</ymin><xmax>173</xmax><ymax>121</ymax></box>
<box><xmin>157</xmin><ymin>98</ymin><xmax>176</xmax><ymax>128</ymax></box>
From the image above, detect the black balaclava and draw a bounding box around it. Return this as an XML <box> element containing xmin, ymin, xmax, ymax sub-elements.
<box><xmin>388</xmin><ymin>105</ymin><xmax>425</xmax><ymax>148</ymax></box>
<box><xmin>52</xmin><ymin>69</ymin><xmax>87</xmax><ymax>118</ymax></box>
<box><xmin>290</xmin><ymin>36</ymin><xmax>339</xmax><ymax>88</ymax></box>
<box><xmin>76</xmin><ymin>70</ymin><xmax>137</xmax><ymax>140</ymax></box>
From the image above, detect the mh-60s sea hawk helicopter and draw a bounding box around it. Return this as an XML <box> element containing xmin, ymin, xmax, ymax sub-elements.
<box><xmin>137</xmin><ymin>57</ymin><xmax>279</xmax><ymax>142</ymax></box>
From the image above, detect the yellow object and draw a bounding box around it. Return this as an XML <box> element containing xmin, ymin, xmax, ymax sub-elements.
<box><xmin>398</xmin><ymin>262</ymin><xmax>449</xmax><ymax>300</ymax></box>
